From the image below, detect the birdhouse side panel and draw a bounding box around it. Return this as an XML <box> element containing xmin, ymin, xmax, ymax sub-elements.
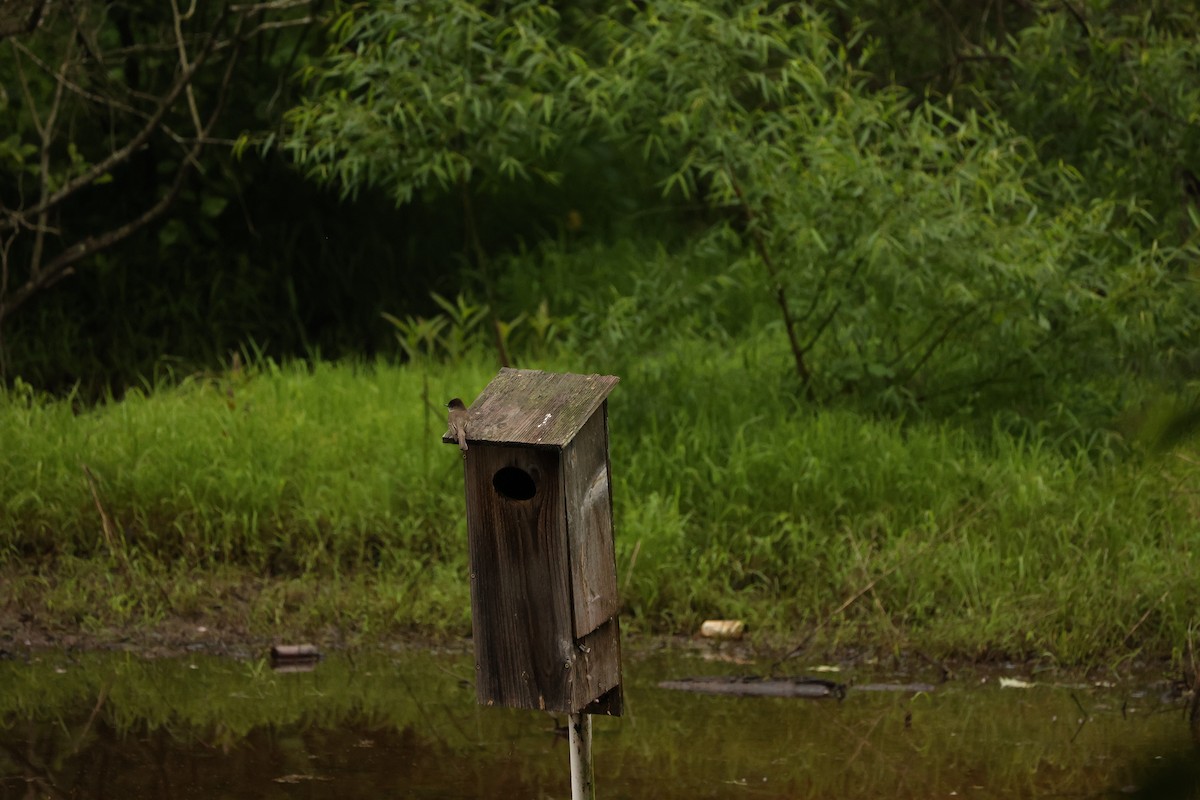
<box><xmin>572</xmin><ymin>615</ymin><xmax>623</xmax><ymax>716</ymax></box>
<box><xmin>563</xmin><ymin>404</ymin><xmax>620</xmax><ymax>637</ymax></box>
<box><xmin>464</xmin><ymin>444</ymin><xmax>575</xmax><ymax>712</ymax></box>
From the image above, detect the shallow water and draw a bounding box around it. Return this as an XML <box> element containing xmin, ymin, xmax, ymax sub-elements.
<box><xmin>0</xmin><ymin>645</ymin><xmax>1195</xmax><ymax>798</ymax></box>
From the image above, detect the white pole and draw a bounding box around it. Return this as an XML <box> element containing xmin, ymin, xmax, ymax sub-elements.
<box><xmin>568</xmin><ymin>711</ymin><xmax>595</xmax><ymax>800</ymax></box>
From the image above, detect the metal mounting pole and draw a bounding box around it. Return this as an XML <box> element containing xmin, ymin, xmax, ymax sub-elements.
<box><xmin>568</xmin><ymin>712</ymin><xmax>594</xmax><ymax>800</ymax></box>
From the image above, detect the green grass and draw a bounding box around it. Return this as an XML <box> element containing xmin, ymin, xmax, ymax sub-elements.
<box><xmin>0</xmin><ymin>359</ymin><xmax>482</xmax><ymax>639</ymax></box>
<box><xmin>2</xmin><ymin>356</ymin><xmax>1199</xmax><ymax>665</ymax></box>
<box><xmin>608</xmin><ymin>345</ymin><xmax>1200</xmax><ymax>664</ymax></box>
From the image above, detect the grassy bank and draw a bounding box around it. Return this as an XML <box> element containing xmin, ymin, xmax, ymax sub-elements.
<box><xmin>2</xmin><ymin>358</ymin><xmax>1198</xmax><ymax>666</ymax></box>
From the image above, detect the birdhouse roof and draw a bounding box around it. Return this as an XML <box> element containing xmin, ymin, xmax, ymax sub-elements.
<box><xmin>449</xmin><ymin>368</ymin><xmax>619</xmax><ymax>449</ymax></box>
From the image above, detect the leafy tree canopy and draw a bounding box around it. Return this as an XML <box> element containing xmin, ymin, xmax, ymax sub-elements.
<box><xmin>284</xmin><ymin>0</ymin><xmax>1198</xmax><ymax>411</ymax></box>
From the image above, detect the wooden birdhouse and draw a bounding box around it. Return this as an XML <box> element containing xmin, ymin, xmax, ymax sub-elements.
<box><xmin>444</xmin><ymin>368</ymin><xmax>622</xmax><ymax>716</ymax></box>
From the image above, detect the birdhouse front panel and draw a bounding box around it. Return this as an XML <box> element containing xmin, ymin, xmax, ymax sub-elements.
<box><xmin>464</xmin><ymin>443</ymin><xmax>575</xmax><ymax>712</ymax></box>
<box><xmin>451</xmin><ymin>368</ymin><xmax>623</xmax><ymax>716</ymax></box>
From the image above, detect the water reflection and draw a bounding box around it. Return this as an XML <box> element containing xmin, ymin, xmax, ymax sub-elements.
<box><xmin>0</xmin><ymin>648</ymin><xmax>1193</xmax><ymax>799</ymax></box>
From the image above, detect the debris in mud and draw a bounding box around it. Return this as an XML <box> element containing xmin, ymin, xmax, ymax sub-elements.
<box><xmin>698</xmin><ymin>620</ymin><xmax>746</xmax><ymax>640</ymax></box>
<box><xmin>270</xmin><ymin>643</ymin><xmax>321</xmax><ymax>672</ymax></box>
<box><xmin>659</xmin><ymin>675</ymin><xmax>847</xmax><ymax>699</ymax></box>
<box><xmin>659</xmin><ymin>675</ymin><xmax>938</xmax><ymax>698</ymax></box>
<box><xmin>272</xmin><ymin>774</ymin><xmax>333</xmax><ymax>783</ymax></box>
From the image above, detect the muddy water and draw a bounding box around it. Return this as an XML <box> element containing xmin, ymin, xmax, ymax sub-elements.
<box><xmin>0</xmin><ymin>646</ymin><xmax>1194</xmax><ymax>799</ymax></box>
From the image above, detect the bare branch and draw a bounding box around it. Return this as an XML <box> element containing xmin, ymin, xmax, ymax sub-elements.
<box><xmin>725</xmin><ymin>164</ymin><xmax>813</xmax><ymax>394</ymax></box>
<box><xmin>897</xmin><ymin>305</ymin><xmax>981</xmax><ymax>386</ymax></box>
<box><xmin>13</xmin><ymin>39</ymin><xmax>129</xmax><ymax>112</ymax></box>
<box><xmin>10</xmin><ymin>41</ymin><xmax>45</xmax><ymax>137</ymax></box>
<box><xmin>0</xmin><ymin>6</ymin><xmax>231</xmax><ymax>234</ymax></box>
<box><xmin>0</xmin><ymin>154</ymin><xmax>189</xmax><ymax>323</ymax></box>
<box><xmin>9</xmin><ymin>38</ymin><xmax>206</xmax><ymax>164</ymax></box>
<box><xmin>0</xmin><ymin>231</ymin><xmax>13</xmax><ymax>304</ymax></box>
<box><xmin>1060</xmin><ymin>0</ymin><xmax>1090</xmax><ymax>37</ymax></box>
<box><xmin>0</xmin><ymin>11</ymin><xmax>247</xmax><ymax>326</ymax></box>
<box><xmin>0</xmin><ymin>0</ymin><xmax>49</xmax><ymax>39</ymax></box>
<box><xmin>230</xmin><ymin>0</ymin><xmax>312</xmax><ymax>12</ymax></box>
<box><xmin>171</xmin><ymin>0</ymin><xmax>205</xmax><ymax>136</ymax></box>
<box><xmin>246</xmin><ymin>17</ymin><xmax>313</xmax><ymax>35</ymax></box>
<box><xmin>30</xmin><ymin>33</ymin><xmax>75</xmax><ymax>276</ymax></box>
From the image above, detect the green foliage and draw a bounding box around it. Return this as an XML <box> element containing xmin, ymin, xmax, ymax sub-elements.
<box><xmin>6</xmin><ymin>0</ymin><xmax>1200</xmax><ymax>665</ymax></box>
<box><xmin>967</xmin><ymin>2</ymin><xmax>1200</xmax><ymax>248</ymax></box>
<box><xmin>285</xmin><ymin>0</ymin><xmax>1198</xmax><ymax>417</ymax></box>
<box><xmin>0</xmin><ymin>2</ymin><xmax>460</xmax><ymax>393</ymax></box>
<box><xmin>383</xmin><ymin>292</ymin><xmax>569</xmax><ymax>364</ymax></box>
<box><xmin>285</xmin><ymin>1</ymin><xmax>589</xmax><ymax>202</ymax></box>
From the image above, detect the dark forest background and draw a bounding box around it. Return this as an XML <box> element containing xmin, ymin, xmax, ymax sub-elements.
<box><xmin>2</xmin><ymin>0</ymin><xmax>1198</xmax><ymax>435</ymax></box>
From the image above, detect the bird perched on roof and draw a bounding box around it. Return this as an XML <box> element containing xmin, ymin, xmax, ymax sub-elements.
<box><xmin>446</xmin><ymin>398</ymin><xmax>469</xmax><ymax>457</ymax></box>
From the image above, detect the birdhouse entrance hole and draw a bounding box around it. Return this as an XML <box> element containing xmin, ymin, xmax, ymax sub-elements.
<box><xmin>493</xmin><ymin>466</ymin><xmax>536</xmax><ymax>501</ymax></box>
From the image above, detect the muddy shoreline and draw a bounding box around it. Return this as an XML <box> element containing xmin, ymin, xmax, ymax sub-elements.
<box><xmin>0</xmin><ymin>610</ymin><xmax>1189</xmax><ymax>697</ymax></box>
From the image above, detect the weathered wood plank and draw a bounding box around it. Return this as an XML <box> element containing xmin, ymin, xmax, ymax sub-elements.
<box><xmin>657</xmin><ymin>676</ymin><xmax>936</xmax><ymax>697</ymax></box>
<box><xmin>563</xmin><ymin>404</ymin><xmax>619</xmax><ymax>636</ymax></box>
<box><xmin>658</xmin><ymin>676</ymin><xmax>847</xmax><ymax>699</ymax></box>
<box><xmin>572</xmin><ymin>616</ymin><xmax>622</xmax><ymax>716</ymax></box>
<box><xmin>465</xmin><ymin>443</ymin><xmax>575</xmax><ymax>712</ymax></box>
<box><xmin>446</xmin><ymin>368</ymin><xmax>619</xmax><ymax>450</ymax></box>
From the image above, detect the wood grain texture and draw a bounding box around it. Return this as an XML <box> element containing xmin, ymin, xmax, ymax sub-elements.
<box><xmin>574</xmin><ymin>616</ymin><xmax>623</xmax><ymax>716</ymax></box>
<box><xmin>444</xmin><ymin>368</ymin><xmax>619</xmax><ymax>450</ymax></box>
<box><xmin>453</xmin><ymin>368</ymin><xmax>623</xmax><ymax>714</ymax></box>
<box><xmin>465</xmin><ymin>443</ymin><xmax>575</xmax><ymax>712</ymax></box>
<box><xmin>563</xmin><ymin>404</ymin><xmax>619</xmax><ymax>636</ymax></box>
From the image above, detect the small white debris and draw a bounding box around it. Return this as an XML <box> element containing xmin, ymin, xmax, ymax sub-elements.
<box><xmin>699</xmin><ymin>619</ymin><xmax>745</xmax><ymax>640</ymax></box>
<box><xmin>999</xmin><ymin>677</ymin><xmax>1035</xmax><ymax>689</ymax></box>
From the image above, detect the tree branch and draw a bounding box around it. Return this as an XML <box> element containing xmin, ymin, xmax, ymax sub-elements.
<box><xmin>798</xmin><ymin>254</ymin><xmax>867</xmax><ymax>355</ymax></box>
<box><xmin>1060</xmin><ymin>0</ymin><xmax>1090</xmax><ymax>37</ymax></box>
<box><xmin>725</xmin><ymin>165</ymin><xmax>813</xmax><ymax>395</ymax></box>
<box><xmin>10</xmin><ymin>38</ymin><xmax>206</xmax><ymax>162</ymax></box>
<box><xmin>0</xmin><ymin>5</ymin><xmax>230</xmax><ymax>234</ymax></box>
<box><xmin>230</xmin><ymin>0</ymin><xmax>310</xmax><ymax>11</ymax></box>
<box><xmin>0</xmin><ymin>155</ymin><xmax>191</xmax><ymax>323</ymax></box>
<box><xmin>30</xmin><ymin>33</ymin><xmax>74</xmax><ymax>276</ymax></box>
<box><xmin>171</xmin><ymin>0</ymin><xmax>206</xmax><ymax>137</ymax></box>
<box><xmin>896</xmin><ymin>304</ymin><xmax>979</xmax><ymax>386</ymax></box>
<box><xmin>0</xmin><ymin>0</ymin><xmax>49</xmax><ymax>39</ymax></box>
<box><xmin>0</xmin><ymin>11</ymin><xmax>246</xmax><ymax>327</ymax></box>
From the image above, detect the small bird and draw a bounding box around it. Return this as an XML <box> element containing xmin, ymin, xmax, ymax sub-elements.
<box><xmin>446</xmin><ymin>398</ymin><xmax>469</xmax><ymax>456</ymax></box>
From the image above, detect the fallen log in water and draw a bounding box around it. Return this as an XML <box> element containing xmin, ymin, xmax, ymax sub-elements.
<box><xmin>658</xmin><ymin>676</ymin><xmax>846</xmax><ymax>699</ymax></box>
<box><xmin>658</xmin><ymin>676</ymin><xmax>937</xmax><ymax>699</ymax></box>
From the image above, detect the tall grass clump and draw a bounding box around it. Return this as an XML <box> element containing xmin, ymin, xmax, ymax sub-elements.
<box><xmin>613</xmin><ymin>373</ymin><xmax>1200</xmax><ymax>661</ymax></box>
<box><xmin>0</xmin><ymin>359</ymin><xmax>500</xmax><ymax>634</ymax></box>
